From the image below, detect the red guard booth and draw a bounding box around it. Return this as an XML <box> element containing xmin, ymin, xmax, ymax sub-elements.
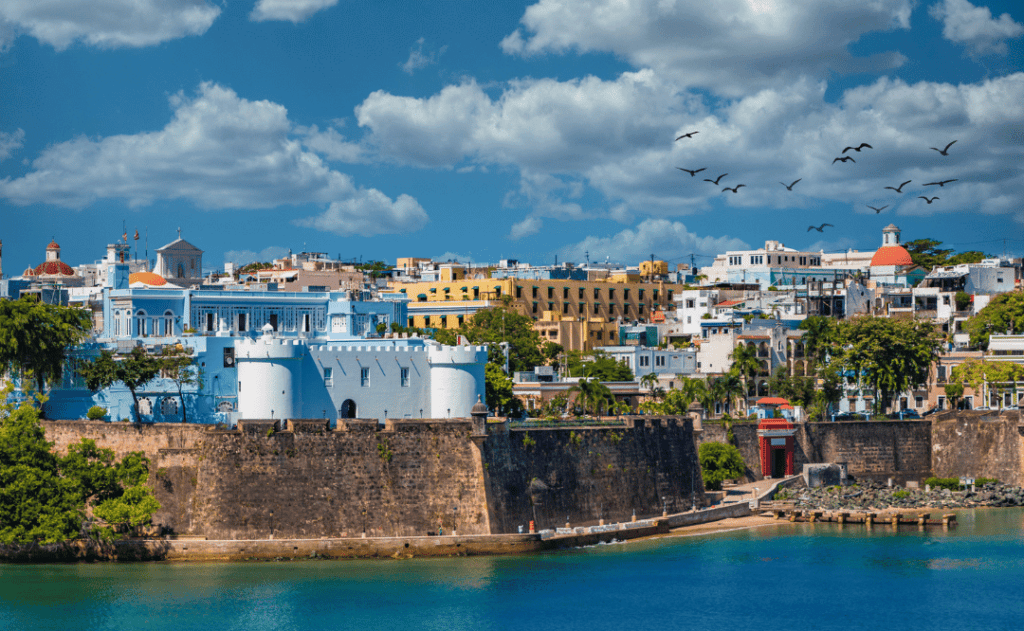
<box><xmin>757</xmin><ymin>417</ymin><xmax>796</xmax><ymax>479</ymax></box>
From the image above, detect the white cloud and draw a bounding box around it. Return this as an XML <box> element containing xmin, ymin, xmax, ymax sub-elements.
<box><xmin>556</xmin><ymin>219</ymin><xmax>748</xmax><ymax>265</ymax></box>
<box><xmin>929</xmin><ymin>0</ymin><xmax>1024</xmax><ymax>56</ymax></box>
<box><xmin>354</xmin><ymin>69</ymin><xmax>1024</xmax><ymax>224</ymax></box>
<box><xmin>300</xmin><ymin>125</ymin><xmax>366</xmax><ymax>163</ymax></box>
<box><xmin>0</xmin><ymin>129</ymin><xmax>24</xmax><ymax>161</ymax></box>
<box><xmin>501</xmin><ymin>0</ymin><xmax>913</xmax><ymax>96</ymax></box>
<box><xmin>0</xmin><ymin>0</ymin><xmax>220</xmax><ymax>51</ymax></box>
<box><xmin>250</xmin><ymin>0</ymin><xmax>338</xmax><ymax>23</ymax></box>
<box><xmin>0</xmin><ymin>82</ymin><xmax>428</xmax><ymax>236</ymax></box>
<box><xmin>509</xmin><ymin>216</ymin><xmax>543</xmax><ymax>240</ymax></box>
<box><xmin>293</xmin><ymin>193</ymin><xmax>427</xmax><ymax>237</ymax></box>
<box><xmin>224</xmin><ymin>246</ymin><xmax>290</xmax><ymax>267</ymax></box>
<box><xmin>400</xmin><ymin>37</ymin><xmax>447</xmax><ymax>75</ymax></box>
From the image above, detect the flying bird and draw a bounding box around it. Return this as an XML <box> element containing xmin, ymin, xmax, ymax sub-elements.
<box><xmin>842</xmin><ymin>143</ymin><xmax>873</xmax><ymax>153</ymax></box>
<box><xmin>924</xmin><ymin>179</ymin><xmax>957</xmax><ymax>187</ymax></box>
<box><xmin>884</xmin><ymin>180</ymin><xmax>912</xmax><ymax>193</ymax></box>
<box><xmin>919</xmin><ymin>196</ymin><xmax>939</xmax><ymax>204</ymax></box>
<box><xmin>704</xmin><ymin>173</ymin><xmax>728</xmax><ymax>185</ymax></box>
<box><xmin>722</xmin><ymin>185</ymin><xmax>746</xmax><ymax>193</ymax></box>
<box><xmin>780</xmin><ymin>179</ymin><xmax>801</xmax><ymax>191</ymax></box>
<box><xmin>677</xmin><ymin>167</ymin><xmax>707</xmax><ymax>177</ymax></box>
<box><xmin>808</xmin><ymin>224</ymin><xmax>834</xmax><ymax>232</ymax></box>
<box><xmin>675</xmin><ymin>131</ymin><xmax>699</xmax><ymax>140</ymax></box>
<box><xmin>867</xmin><ymin>205</ymin><xmax>888</xmax><ymax>214</ymax></box>
<box><xmin>832</xmin><ymin>156</ymin><xmax>855</xmax><ymax>164</ymax></box>
<box><xmin>930</xmin><ymin>140</ymin><xmax>957</xmax><ymax>156</ymax></box>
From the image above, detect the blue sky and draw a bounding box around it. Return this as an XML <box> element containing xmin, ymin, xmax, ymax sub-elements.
<box><xmin>2</xmin><ymin>0</ymin><xmax>1022</xmax><ymax>276</ymax></box>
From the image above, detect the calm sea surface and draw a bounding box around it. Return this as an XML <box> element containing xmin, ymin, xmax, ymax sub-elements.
<box><xmin>3</xmin><ymin>508</ymin><xmax>1023</xmax><ymax>631</ymax></box>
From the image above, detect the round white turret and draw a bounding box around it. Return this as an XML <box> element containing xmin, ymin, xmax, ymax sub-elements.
<box><xmin>427</xmin><ymin>345</ymin><xmax>487</xmax><ymax>418</ymax></box>
<box><xmin>235</xmin><ymin>336</ymin><xmax>306</xmax><ymax>420</ymax></box>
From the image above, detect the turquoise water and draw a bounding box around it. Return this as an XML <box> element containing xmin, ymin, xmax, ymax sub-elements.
<box><xmin>2</xmin><ymin>508</ymin><xmax>1023</xmax><ymax>631</ymax></box>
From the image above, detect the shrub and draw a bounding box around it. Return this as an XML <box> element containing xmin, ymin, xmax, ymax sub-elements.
<box><xmin>892</xmin><ymin>490</ymin><xmax>910</xmax><ymax>499</ymax></box>
<box><xmin>698</xmin><ymin>442</ymin><xmax>746</xmax><ymax>491</ymax></box>
<box><xmin>975</xmin><ymin>477</ymin><xmax>999</xmax><ymax>486</ymax></box>
<box><xmin>86</xmin><ymin>406</ymin><xmax>107</xmax><ymax>420</ymax></box>
<box><xmin>522</xmin><ymin>432</ymin><xmax>536</xmax><ymax>448</ymax></box>
<box><xmin>924</xmin><ymin>477</ymin><xmax>962</xmax><ymax>491</ymax></box>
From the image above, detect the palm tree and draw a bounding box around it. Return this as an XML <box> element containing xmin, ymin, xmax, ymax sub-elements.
<box><xmin>717</xmin><ymin>373</ymin><xmax>746</xmax><ymax>417</ymax></box>
<box><xmin>729</xmin><ymin>342</ymin><xmax>760</xmax><ymax>404</ymax></box>
<box><xmin>639</xmin><ymin>371</ymin><xmax>659</xmax><ymax>393</ymax></box>
<box><xmin>569</xmin><ymin>378</ymin><xmax>614</xmax><ymax>416</ymax></box>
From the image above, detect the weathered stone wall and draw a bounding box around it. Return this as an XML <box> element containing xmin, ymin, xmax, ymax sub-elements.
<box><xmin>794</xmin><ymin>421</ymin><xmax>933</xmax><ymax>485</ymax></box>
<box><xmin>931</xmin><ymin>410</ymin><xmax>1024</xmax><ymax>487</ymax></box>
<box><xmin>482</xmin><ymin>417</ymin><xmax>704</xmax><ymax>534</ymax></box>
<box><xmin>39</xmin><ymin>416</ymin><xmax>705</xmax><ymax>539</ymax></box>
<box><xmin>695</xmin><ymin>422</ymin><xmax>761</xmax><ymax>482</ymax></box>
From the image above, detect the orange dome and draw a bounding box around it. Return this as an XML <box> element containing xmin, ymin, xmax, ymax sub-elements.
<box><xmin>129</xmin><ymin>271</ymin><xmax>168</xmax><ymax>286</ymax></box>
<box><xmin>870</xmin><ymin>245</ymin><xmax>913</xmax><ymax>267</ymax></box>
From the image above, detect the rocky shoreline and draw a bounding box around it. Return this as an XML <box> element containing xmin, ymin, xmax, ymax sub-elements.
<box><xmin>779</xmin><ymin>481</ymin><xmax>1024</xmax><ymax>512</ymax></box>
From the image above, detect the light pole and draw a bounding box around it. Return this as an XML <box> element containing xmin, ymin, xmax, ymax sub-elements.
<box><xmin>362</xmin><ymin>509</ymin><xmax>367</xmax><ymax>538</ymax></box>
<box><xmin>452</xmin><ymin>505</ymin><xmax>458</xmax><ymax>536</ymax></box>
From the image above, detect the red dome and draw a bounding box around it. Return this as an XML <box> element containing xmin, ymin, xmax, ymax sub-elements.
<box><xmin>46</xmin><ymin>240</ymin><xmax>60</xmax><ymax>250</ymax></box>
<box><xmin>870</xmin><ymin>245</ymin><xmax>913</xmax><ymax>267</ymax></box>
<box><xmin>129</xmin><ymin>271</ymin><xmax>168</xmax><ymax>286</ymax></box>
<box><xmin>33</xmin><ymin>260</ymin><xmax>75</xmax><ymax>276</ymax></box>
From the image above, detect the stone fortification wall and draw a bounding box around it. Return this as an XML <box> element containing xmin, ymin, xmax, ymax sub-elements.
<box><xmin>40</xmin><ymin>415</ymin><xmax>705</xmax><ymax>539</ymax></box>
<box><xmin>482</xmin><ymin>417</ymin><xmax>704</xmax><ymax>534</ymax></box>
<box><xmin>794</xmin><ymin>421</ymin><xmax>933</xmax><ymax>484</ymax></box>
<box><xmin>695</xmin><ymin>419</ymin><xmax>932</xmax><ymax>485</ymax></box>
<box><xmin>931</xmin><ymin>410</ymin><xmax>1024</xmax><ymax>487</ymax></box>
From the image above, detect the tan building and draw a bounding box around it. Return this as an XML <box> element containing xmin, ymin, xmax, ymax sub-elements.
<box><xmin>391</xmin><ymin>273</ymin><xmax>685</xmax><ymax>351</ymax></box>
<box><xmin>254</xmin><ymin>253</ymin><xmax>364</xmax><ymax>291</ymax></box>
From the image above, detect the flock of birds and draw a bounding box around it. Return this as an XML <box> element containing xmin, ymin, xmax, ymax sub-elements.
<box><xmin>674</xmin><ymin>132</ymin><xmax>960</xmax><ymax>234</ymax></box>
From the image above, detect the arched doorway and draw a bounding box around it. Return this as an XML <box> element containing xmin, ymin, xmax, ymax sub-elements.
<box><xmin>340</xmin><ymin>399</ymin><xmax>357</xmax><ymax>419</ymax></box>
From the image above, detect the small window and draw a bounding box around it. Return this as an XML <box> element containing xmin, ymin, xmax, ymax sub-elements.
<box><xmin>269</xmin><ymin>314</ymin><xmax>278</xmax><ymax>331</ymax></box>
<box><xmin>401</xmin><ymin>367</ymin><xmax>410</xmax><ymax>387</ymax></box>
<box><xmin>238</xmin><ymin>313</ymin><xmax>247</xmax><ymax>332</ymax></box>
<box><xmin>324</xmin><ymin>367</ymin><xmax>333</xmax><ymax>387</ymax></box>
<box><xmin>360</xmin><ymin>367</ymin><xmax>370</xmax><ymax>387</ymax></box>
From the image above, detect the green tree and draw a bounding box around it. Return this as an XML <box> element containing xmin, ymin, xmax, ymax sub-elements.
<box><xmin>485</xmin><ymin>362</ymin><xmax>522</xmax><ymax>418</ymax></box>
<box><xmin>639</xmin><ymin>371</ymin><xmax>660</xmax><ymax>394</ymax></box>
<box><xmin>567</xmin><ymin>351</ymin><xmax>634</xmax><ymax>381</ymax></box>
<box><xmin>0</xmin><ymin>299</ymin><xmax>92</xmax><ymax>393</ymax></box>
<box><xmin>0</xmin><ymin>390</ymin><xmax>158</xmax><ymax>543</ymax></box>
<box><xmin>698</xmin><ymin>442</ymin><xmax>746</xmax><ymax>490</ymax></box>
<box><xmin>904</xmin><ymin>238</ymin><xmax>954</xmax><ymax>270</ymax></box>
<box><xmin>661</xmin><ymin>386</ymin><xmax>695</xmax><ymax>415</ymax></box>
<box><xmin>964</xmin><ymin>291</ymin><xmax>1024</xmax><ymax>350</ymax></box>
<box><xmin>835</xmin><ymin>316</ymin><xmax>942</xmax><ymax>414</ymax></box>
<box><xmin>78</xmin><ymin>348</ymin><xmax>162</xmax><ymax>423</ymax></box>
<box><xmin>355</xmin><ymin>260</ymin><xmax>393</xmax><ymax>280</ymax></box>
<box><xmin>716</xmin><ymin>373</ymin><xmax>746</xmax><ymax>415</ymax></box>
<box><xmin>160</xmin><ymin>345</ymin><xmax>199</xmax><ymax>423</ymax></box>
<box><xmin>569</xmin><ymin>378</ymin><xmax>615</xmax><ymax>416</ymax></box>
<box><xmin>458</xmin><ymin>305</ymin><xmax>544</xmax><ymax>373</ymax></box>
<box><xmin>729</xmin><ymin>343</ymin><xmax>760</xmax><ymax>399</ymax></box>
<box><xmin>798</xmin><ymin>316</ymin><xmax>838</xmax><ymax>367</ymax></box>
<box><xmin>950</xmin><ymin>359</ymin><xmax>1024</xmax><ymax>410</ymax></box>
<box><xmin>944</xmin><ymin>382</ymin><xmax>965</xmax><ymax>410</ymax></box>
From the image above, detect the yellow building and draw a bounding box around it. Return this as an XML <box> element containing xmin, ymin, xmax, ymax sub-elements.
<box><xmin>390</xmin><ymin>270</ymin><xmax>684</xmax><ymax>351</ymax></box>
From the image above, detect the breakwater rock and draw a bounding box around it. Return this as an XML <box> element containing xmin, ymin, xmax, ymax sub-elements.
<box><xmin>780</xmin><ymin>481</ymin><xmax>1024</xmax><ymax>511</ymax></box>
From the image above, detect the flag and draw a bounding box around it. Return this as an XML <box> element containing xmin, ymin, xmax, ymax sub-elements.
<box><xmin>134</xmin><ymin>229</ymin><xmax>140</xmax><ymax>241</ymax></box>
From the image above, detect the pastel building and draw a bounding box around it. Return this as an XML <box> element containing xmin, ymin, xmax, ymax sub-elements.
<box><xmin>35</xmin><ymin>242</ymin><xmax>486</xmax><ymax>425</ymax></box>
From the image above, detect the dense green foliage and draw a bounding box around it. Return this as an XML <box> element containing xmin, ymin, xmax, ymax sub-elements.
<box><xmin>78</xmin><ymin>348</ymin><xmax>162</xmax><ymax>423</ymax></box>
<box><xmin>453</xmin><ymin>304</ymin><xmax>544</xmax><ymax>373</ymax></box>
<box><xmin>0</xmin><ymin>299</ymin><xmax>93</xmax><ymax>392</ymax></box>
<box><xmin>567</xmin><ymin>351</ymin><xmax>634</xmax><ymax>381</ymax></box>
<box><xmin>485</xmin><ymin>362</ymin><xmax>523</xmax><ymax>418</ymax></box>
<box><xmin>903</xmin><ymin>238</ymin><xmax>989</xmax><ymax>270</ymax></box>
<box><xmin>949</xmin><ymin>359</ymin><xmax>1024</xmax><ymax>409</ymax></box>
<box><xmin>86</xmin><ymin>406</ymin><xmax>107</xmax><ymax>420</ymax></box>
<box><xmin>964</xmin><ymin>291</ymin><xmax>1024</xmax><ymax>349</ymax></box>
<box><xmin>698</xmin><ymin>442</ymin><xmax>746</xmax><ymax>490</ymax></box>
<box><xmin>159</xmin><ymin>345</ymin><xmax>199</xmax><ymax>423</ymax></box>
<box><xmin>355</xmin><ymin>260</ymin><xmax>393</xmax><ymax>279</ymax></box>
<box><xmin>0</xmin><ymin>392</ymin><xmax>159</xmax><ymax>544</ymax></box>
<box><xmin>568</xmin><ymin>378</ymin><xmax>615</xmax><ymax>416</ymax></box>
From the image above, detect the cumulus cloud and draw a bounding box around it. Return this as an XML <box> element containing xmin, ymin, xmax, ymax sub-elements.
<box><xmin>300</xmin><ymin>125</ymin><xmax>367</xmax><ymax>163</ymax></box>
<box><xmin>555</xmin><ymin>219</ymin><xmax>748</xmax><ymax>264</ymax></box>
<box><xmin>400</xmin><ymin>37</ymin><xmax>446</xmax><ymax>75</ymax></box>
<box><xmin>0</xmin><ymin>0</ymin><xmax>220</xmax><ymax>51</ymax></box>
<box><xmin>0</xmin><ymin>82</ymin><xmax>428</xmax><ymax>236</ymax></box>
<box><xmin>0</xmin><ymin>129</ymin><xmax>24</xmax><ymax>161</ymax></box>
<box><xmin>355</xmin><ymin>68</ymin><xmax>1024</xmax><ymax>224</ymax></box>
<box><xmin>509</xmin><ymin>216</ymin><xmax>543</xmax><ymax>240</ymax></box>
<box><xmin>501</xmin><ymin>0</ymin><xmax>912</xmax><ymax>96</ymax></box>
<box><xmin>250</xmin><ymin>0</ymin><xmax>338</xmax><ymax>23</ymax></box>
<box><xmin>929</xmin><ymin>0</ymin><xmax>1024</xmax><ymax>56</ymax></box>
<box><xmin>224</xmin><ymin>246</ymin><xmax>291</xmax><ymax>267</ymax></box>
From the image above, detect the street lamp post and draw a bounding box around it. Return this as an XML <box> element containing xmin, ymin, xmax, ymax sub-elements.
<box><xmin>452</xmin><ymin>506</ymin><xmax>458</xmax><ymax>536</ymax></box>
<box><xmin>362</xmin><ymin>509</ymin><xmax>367</xmax><ymax>538</ymax></box>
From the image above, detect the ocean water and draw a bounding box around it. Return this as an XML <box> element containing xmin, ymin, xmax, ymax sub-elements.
<box><xmin>2</xmin><ymin>508</ymin><xmax>1023</xmax><ymax>631</ymax></box>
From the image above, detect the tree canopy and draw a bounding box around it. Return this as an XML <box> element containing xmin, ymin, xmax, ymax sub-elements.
<box><xmin>78</xmin><ymin>348</ymin><xmax>162</xmax><ymax>423</ymax></box>
<box><xmin>566</xmin><ymin>351</ymin><xmax>634</xmax><ymax>381</ymax></box>
<box><xmin>698</xmin><ymin>442</ymin><xmax>746</xmax><ymax>491</ymax></box>
<box><xmin>964</xmin><ymin>291</ymin><xmax>1024</xmax><ymax>350</ymax></box>
<box><xmin>0</xmin><ymin>390</ymin><xmax>159</xmax><ymax>544</ymax></box>
<box><xmin>833</xmin><ymin>316</ymin><xmax>942</xmax><ymax>414</ymax></box>
<box><xmin>454</xmin><ymin>304</ymin><xmax>544</xmax><ymax>373</ymax></box>
<box><xmin>485</xmin><ymin>362</ymin><xmax>523</xmax><ymax>418</ymax></box>
<box><xmin>903</xmin><ymin>238</ymin><xmax>989</xmax><ymax>270</ymax></box>
<box><xmin>0</xmin><ymin>299</ymin><xmax>92</xmax><ymax>392</ymax></box>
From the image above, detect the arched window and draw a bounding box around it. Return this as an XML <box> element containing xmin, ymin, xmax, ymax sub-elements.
<box><xmin>217</xmin><ymin>401</ymin><xmax>234</xmax><ymax>413</ymax></box>
<box><xmin>138</xmin><ymin>397</ymin><xmax>153</xmax><ymax>416</ymax></box>
<box><xmin>135</xmin><ymin>310</ymin><xmax>148</xmax><ymax>337</ymax></box>
<box><xmin>163</xmin><ymin>310</ymin><xmax>175</xmax><ymax>336</ymax></box>
<box><xmin>161</xmin><ymin>397</ymin><xmax>178</xmax><ymax>416</ymax></box>
<box><xmin>177</xmin><ymin>263</ymin><xmax>186</xmax><ymax>278</ymax></box>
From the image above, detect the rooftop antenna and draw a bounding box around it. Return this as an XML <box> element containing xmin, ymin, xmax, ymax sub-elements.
<box><xmin>585</xmin><ymin>250</ymin><xmax>590</xmax><ymax>266</ymax></box>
